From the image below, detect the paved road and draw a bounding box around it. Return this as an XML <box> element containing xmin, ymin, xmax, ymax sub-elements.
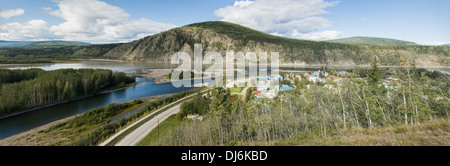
<box><xmin>114</xmin><ymin>104</ymin><xmax>181</xmax><ymax>146</ymax></box>
<box><xmin>99</xmin><ymin>89</ymin><xmax>208</xmax><ymax>146</ymax></box>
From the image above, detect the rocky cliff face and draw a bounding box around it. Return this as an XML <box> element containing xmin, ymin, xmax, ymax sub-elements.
<box><xmin>98</xmin><ymin>21</ymin><xmax>449</xmax><ymax>67</ymax></box>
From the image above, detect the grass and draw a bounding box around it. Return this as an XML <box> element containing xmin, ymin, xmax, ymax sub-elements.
<box><xmin>137</xmin><ymin>115</ymin><xmax>184</xmax><ymax>146</ymax></box>
<box><xmin>103</xmin><ymin>89</ymin><xmax>208</xmax><ymax>146</ymax></box>
<box><xmin>230</xmin><ymin>87</ymin><xmax>244</xmax><ymax>93</ymax></box>
<box><xmin>209</xmin><ymin>118</ymin><xmax>450</xmax><ymax>146</ymax></box>
<box><xmin>50</xmin><ymin>101</ymin><xmax>149</xmax><ymax>145</ymax></box>
<box><xmin>103</xmin><ymin>103</ymin><xmax>166</xmax><ymax>146</ymax></box>
<box><xmin>274</xmin><ymin>118</ymin><xmax>450</xmax><ymax>146</ymax></box>
<box><xmin>110</xmin><ymin>103</ymin><xmax>144</xmax><ymax>121</ymax></box>
<box><xmin>1</xmin><ymin>97</ymin><xmax>168</xmax><ymax>146</ymax></box>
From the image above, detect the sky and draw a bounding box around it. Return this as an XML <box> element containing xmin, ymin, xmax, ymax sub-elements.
<box><xmin>0</xmin><ymin>0</ymin><xmax>448</xmax><ymax>45</ymax></box>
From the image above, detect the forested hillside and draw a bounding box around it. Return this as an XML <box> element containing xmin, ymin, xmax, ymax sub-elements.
<box><xmin>99</xmin><ymin>21</ymin><xmax>450</xmax><ymax>66</ymax></box>
<box><xmin>0</xmin><ymin>43</ymin><xmax>121</xmax><ymax>64</ymax></box>
<box><xmin>0</xmin><ymin>21</ymin><xmax>449</xmax><ymax>66</ymax></box>
<box><xmin>157</xmin><ymin>59</ymin><xmax>450</xmax><ymax>146</ymax></box>
<box><xmin>0</xmin><ymin>40</ymin><xmax>89</xmax><ymax>47</ymax></box>
<box><xmin>0</xmin><ymin>69</ymin><xmax>135</xmax><ymax>116</ymax></box>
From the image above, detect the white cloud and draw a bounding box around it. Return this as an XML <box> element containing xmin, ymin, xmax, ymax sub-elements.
<box><xmin>41</xmin><ymin>7</ymin><xmax>52</xmax><ymax>12</ymax></box>
<box><xmin>48</xmin><ymin>0</ymin><xmax>176</xmax><ymax>43</ymax></box>
<box><xmin>292</xmin><ymin>30</ymin><xmax>342</xmax><ymax>40</ymax></box>
<box><xmin>0</xmin><ymin>19</ymin><xmax>55</xmax><ymax>41</ymax></box>
<box><xmin>233</xmin><ymin>0</ymin><xmax>254</xmax><ymax>7</ymax></box>
<box><xmin>215</xmin><ymin>0</ymin><xmax>341</xmax><ymax>40</ymax></box>
<box><xmin>0</xmin><ymin>8</ymin><xmax>25</xmax><ymax>20</ymax></box>
<box><xmin>0</xmin><ymin>0</ymin><xmax>176</xmax><ymax>43</ymax></box>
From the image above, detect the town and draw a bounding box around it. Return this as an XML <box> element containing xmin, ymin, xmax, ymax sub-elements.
<box><xmin>223</xmin><ymin>69</ymin><xmax>348</xmax><ymax>100</ymax></box>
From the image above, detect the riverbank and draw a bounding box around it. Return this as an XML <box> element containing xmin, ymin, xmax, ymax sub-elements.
<box><xmin>0</xmin><ymin>82</ymin><xmax>139</xmax><ymax>120</ymax></box>
<box><xmin>124</xmin><ymin>69</ymin><xmax>173</xmax><ymax>84</ymax></box>
<box><xmin>0</xmin><ymin>94</ymin><xmax>172</xmax><ymax>146</ymax></box>
<box><xmin>121</xmin><ymin>64</ymin><xmax>449</xmax><ymax>85</ymax></box>
<box><xmin>0</xmin><ymin>59</ymin><xmax>121</xmax><ymax>66</ymax></box>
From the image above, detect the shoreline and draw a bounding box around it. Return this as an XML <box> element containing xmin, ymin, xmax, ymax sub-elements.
<box><xmin>123</xmin><ymin>64</ymin><xmax>450</xmax><ymax>85</ymax></box>
<box><xmin>0</xmin><ymin>94</ymin><xmax>173</xmax><ymax>146</ymax></box>
<box><xmin>1</xmin><ymin>59</ymin><xmax>448</xmax><ymax>69</ymax></box>
<box><xmin>123</xmin><ymin>68</ymin><xmax>173</xmax><ymax>84</ymax></box>
<box><xmin>0</xmin><ymin>82</ymin><xmax>139</xmax><ymax>120</ymax></box>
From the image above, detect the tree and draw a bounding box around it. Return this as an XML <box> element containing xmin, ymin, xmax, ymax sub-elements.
<box><xmin>368</xmin><ymin>57</ymin><xmax>386</xmax><ymax>95</ymax></box>
<box><xmin>368</xmin><ymin>57</ymin><xmax>382</xmax><ymax>87</ymax></box>
<box><xmin>0</xmin><ymin>69</ymin><xmax>136</xmax><ymax>116</ymax></box>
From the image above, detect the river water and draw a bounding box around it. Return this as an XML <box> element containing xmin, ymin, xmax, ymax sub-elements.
<box><xmin>0</xmin><ymin>61</ymin><xmax>366</xmax><ymax>139</ymax></box>
<box><xmin>2</xmin><ymin>61</ymin><xmax>444</xmax><ymax>139</ymax></box>
<box><xmin>0</xmin><ymin>61</ymin><xmax>195</xmax><ymax>139</ymax></box>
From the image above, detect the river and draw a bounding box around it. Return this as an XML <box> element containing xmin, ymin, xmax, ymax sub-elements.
<box><xmin>1</xmin><ymin>61</ymin><xmax>445</xmax><ymax>140</ymax></box>
<box><xmin>0</xmin><ymin>61</ymin><xmax>195</xmax><ymax>139</ymax></box>
<box><xmin>0</xmin><ymin>61</ymin><xmax>378</xmax><ymax>139</ymax></box>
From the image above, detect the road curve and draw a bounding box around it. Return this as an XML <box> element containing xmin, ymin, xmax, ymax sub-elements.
<box><xmin>114</xmin><ymin>104</ymin><xmax>181</xmax><ymax>146</ymax></box>
<box><xmin>99</xmin><ymin>89</ymin><xmax>208</xmax><ymax>146</ymax></box>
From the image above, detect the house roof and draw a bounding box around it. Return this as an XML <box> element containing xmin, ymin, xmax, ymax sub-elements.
<box><xmin>280</xmin><ymin>86</ymin><xmax>293</xmax><ymax>90</ymax></box>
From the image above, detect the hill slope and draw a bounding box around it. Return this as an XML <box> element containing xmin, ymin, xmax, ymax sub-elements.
<box><xmin>102</xmin><ymin>21</ymin><xmax>448</xmax><ymax>66</ymax></box>
<box><xmin>24</xmin><ymin>41</ymin><xmax>89</xmax><ymax>47</ymax></box>
<box><xmin>327</xmin><ymin>36</ymin><xmax>417</xmax><ymax>46</ymax></box>
<box><xmin>0</xmin><ymin>21</ymin><xmax>448</xmax><ymax>66</ymax></box>
<box><xmin>0</xmin><ymin>41</ymin><xmax>35</xmax><ymax>47</ymax></box>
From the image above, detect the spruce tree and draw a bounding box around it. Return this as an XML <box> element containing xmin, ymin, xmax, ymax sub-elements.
<box><xmin>368</xmin><ymin>56</ymin><xmax>386</xmax><ymax>95</ymax></box>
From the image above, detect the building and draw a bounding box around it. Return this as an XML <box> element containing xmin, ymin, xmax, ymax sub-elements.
<box><xmin>280</xmin><ymin>86</ymin><xmax>293</xmax><ymax>91</ymax></box>
<box><xmin>254</xmin><ymin>75</ymin><xmax>281</xmax><ymax>99</ymax></box>
<box><xmin>308</xmin><ymin>75</ymin><xmax>318</xmax><ymax>82</ymax></box>
<box><xmin>270</xmin><ymin>75</ymin><xmax>284</xmax><ymax>81</ymax></box>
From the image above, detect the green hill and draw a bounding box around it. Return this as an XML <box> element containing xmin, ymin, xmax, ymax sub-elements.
<box><xmin>0</xmin><ymin>41</ymin><xmax>35</xmax><ymax>47</ymax></box>
<box><xmin>0</xmin><ymin>40</ymin><xmax>89</xmax><ymax>47</ymax></box>
<box><xmin>327</xmin><ymin>36</ymin><xmax>417</xmax><ymax>46</ymax></box>
<box><xmin>0</xmin><ymin>21</ymin><xmax>448</xmax><ymax>66</ymax></box>
<box><xmin>102</xmin><ymin>21</ymin><xmax>448</xmax><ymax>66</ymax></box>
<box><xmin>24</xmin><ymin>41</ymin><xmax>89</xmax><ymax>47</ymax></box>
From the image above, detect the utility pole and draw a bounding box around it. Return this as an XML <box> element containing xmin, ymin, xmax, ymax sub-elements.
<box><xmin>157</xmin><ymin>119</ymin><xmax>160</xmax><ymax>145</ymax></box>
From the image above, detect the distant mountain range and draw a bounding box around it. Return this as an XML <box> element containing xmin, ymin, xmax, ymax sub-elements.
<box><xmin>326</xmin><ymin>36</ymin><xmax>417</xmax><ymax>46</ymax></box>
<box><xmin>442</xmin><ymin>44</ymin><xmax>450</xmax><ymax>46</ymax></box>
<box><xmin>0</xmin><ymin>21</ymin><xmax>448</xmax><ymax>67</ymax></box>
<box><xmin>0</xmin><ymin>40</ymin><xmax>90</xmax><ymax>47</ymax></box>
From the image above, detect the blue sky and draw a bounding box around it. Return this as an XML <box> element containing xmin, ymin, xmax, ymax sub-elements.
<box><xmin>0</xmin><ymin>0</ymin><xmax>448</xmax><ymax>45</ymax></box>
